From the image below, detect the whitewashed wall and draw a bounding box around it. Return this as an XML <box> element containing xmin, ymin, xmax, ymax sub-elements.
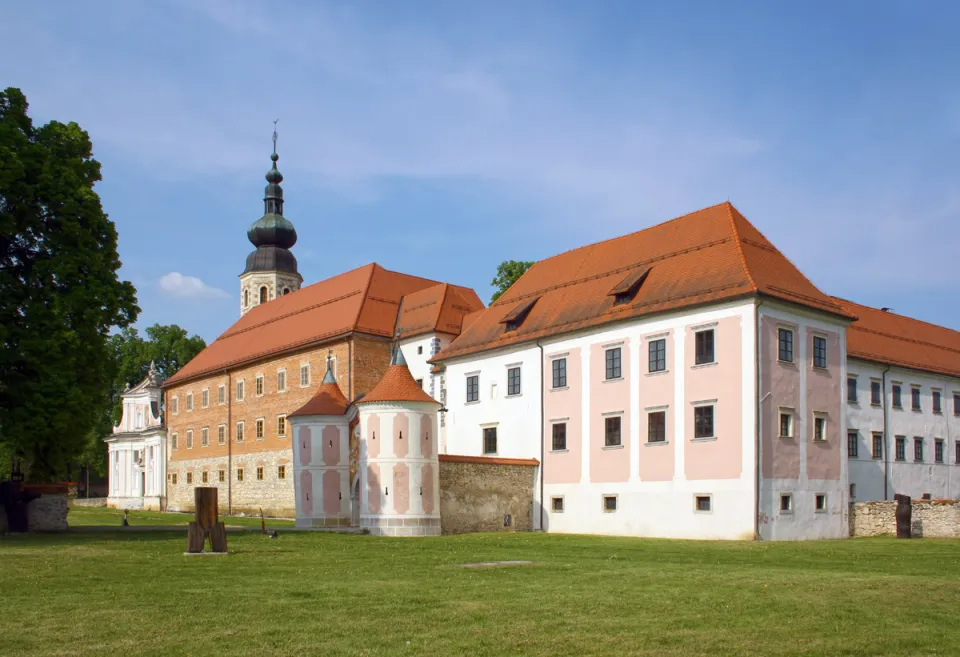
<box><xmin>400</xmin><ymin>333</ymin><xmax>453</xmax><ymax>402</ymax></box>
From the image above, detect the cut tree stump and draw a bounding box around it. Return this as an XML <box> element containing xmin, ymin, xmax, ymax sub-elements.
<box><xmin>186</xmin><ymin>487</ymin><xmax>228</xmax><ymax>554</ymax></box>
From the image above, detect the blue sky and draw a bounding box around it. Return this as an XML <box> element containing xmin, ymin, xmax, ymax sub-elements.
<box><xmin>3</xmin><ymin>1</ymin><xmax>958</xmax><ymax>342</ymax></box>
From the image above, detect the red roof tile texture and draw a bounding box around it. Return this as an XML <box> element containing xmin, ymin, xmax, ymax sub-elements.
<box><xmin>165</xmin><ymin>263</ymin><xmax>482</xmax><ymax>386</ymax></box>
<box><xmin>832</xmin><ymin>297</ymin><xmax>960</xmax><ymax>378</ymax></box>
<box><xmin>356</xmin><ymin>365</ymin><xmax>439</xmax><ymax>405</ymax></box>
<box><xmin>396</xmin><ymin>283</ymin><xmax>484</xmax><ymax>339</ymax></box>
<box><xmin>288</xmin><ymin>381</ymin><xmax>350</xmax><ymax>418</ymax></box>
<box><xmin>435</xmin><ymin>202</ymin><xmax>852</xmax><ymax>362</ymax></box>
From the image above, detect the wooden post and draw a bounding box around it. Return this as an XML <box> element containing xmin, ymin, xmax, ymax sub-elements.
<box><xmin>186</xmin><ymin>487</ymin><xmax>228</xmax><ymax>553</ymax></box>
<box><xmin>895</xmin><ymin>493</ymin><xmax>912</xmax><ymax>538</ymax></box>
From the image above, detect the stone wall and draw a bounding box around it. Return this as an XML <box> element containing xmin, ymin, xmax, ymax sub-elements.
<box><xmin>850</xmin><ymin>499</ymin><xmax>960</xmax><ymax>538</ymax></box>
<box><xmin>27</xmin><ymin>494</ymin><xmax>69</xmax><ymax>531</ymax></box>
<box><xmin>71</xmin><ymin>498</ymin><xmax>107</xmax><ymax>508</ymax></box>
<box><xmin>438</xmin><ymin>455</ymin><xmax>538</xmax><ymax>535</ymax></box>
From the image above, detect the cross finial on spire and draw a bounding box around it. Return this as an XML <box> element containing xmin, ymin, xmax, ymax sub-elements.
<box><xmin>272</xmin><ymin>118</ymin><xmax>279</xmax><ymax>154</ymax></box>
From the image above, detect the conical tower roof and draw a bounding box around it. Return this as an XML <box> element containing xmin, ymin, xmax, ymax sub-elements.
<box><xmin>289</xmin><ymin>352</ymin><xmax>349</xmax><ymax>417</ymax></box>
<box><xmin>357</xmin><ymin>342</ymin><xmax>438</xmax><ymax>405</ymax></box>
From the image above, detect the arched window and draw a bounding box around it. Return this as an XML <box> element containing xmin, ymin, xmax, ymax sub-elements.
<box><xmin>283</xmin><ymin>287</ymin><xmax>290</xmax><ymax>295</ymax></box>
<box><xmin>243</xmin><ymin>289</ymin><xmax>249</xmax><ymax>307</ymax></box>
<box><xmin>259</xmin><ymin>286</ymin><xmax>268</xmax><ymax>304</ymax></box>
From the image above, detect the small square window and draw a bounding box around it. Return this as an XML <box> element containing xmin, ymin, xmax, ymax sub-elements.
<box><xmin>812</xmin><ymin>336</ymin><xmax>827</xmax><ymax>368</ymax></box>
<box><xmin>218</xmin><ymin>470</ymin><xmax>225</xmax><ymax>482</ymax></box>
<box><xmin>695</xmin><ymin>495</ymin><xmax>712</xmax><ymax>512</ymax></box>
<box><xmin>466</xmin><ymin>375</ymin><xmax>479</xmax><ymax>403</ymax></box>
<box><xmin>815</xmin><ymin>493</ymin><xmax>827</xmax><ymax>512</ymax></box>
<box><xmin>870</xmin><ymin>380</ymin><xmax>881</xmax><ymax>405</ymax></box>
<box><xmin>605</xmin><ymin>347</ymin><xmax>622</xmax><ymax>380</ymax></box>
<box><xmin>780</xmin><ymin>494</ymin><xmax>793</xmax><ymax>513</ymax></box>
<box><xmin>186</xmin><ymin>472</ymin><xmax>193</xmax><ymax>484</ymax></box>
<box><xmin>935</xmin><ymin>439</ymin><xmax>944</xmax><ymax>463</ymax></box>
<box><xmin>695</xmin><ymin>329</ymin><xmax>715</xmax><ymax>365</ymax></box>
<box><xmin>847</xmin><ymin>431</ymin><xmax>858</xmax><ymax>458</ymax></box>
<box><xmin>694</xmin><ymin>405</ymin><xmax>714</xmax><ymax>439</ymax></box>
<box><xmin>847</xmin><ymin>377</ymin><xmax>857</xmax><ymax>403</ymax></box>
<box><xmin>648</xmin><ymin>339</ymin><xmax>666</xmax><ymax>373</ymax></box>
<box><xmin>552</xmin><ymin>358</ymin><xmax>567</xmax><ymax>388</ymax></box>
<box><xmin>483</xmin><ymin>427</ymin><xmax>497</xmax><ymax>455</ymax></box>
<box><xmin>278</xmin><ymin>465</ymin><xmax>286</xmax><ymax>480</ymax></box>
<box><xmin>415</xmin><ymin>378</ymin><xmax>423</xmax><ymax>389</ymax></box>
<box><xmin>779</xmin><ymin>412</ymin><xmax>793</xmax><ymax>438</ymax></box>
<box><xmin>201</xmin><ymin>471</ymin><xmax>208</xmax><ymax>484</ymax></box>
<box><xmin>648</xmin><ymin>411</ymin><xmax>666</xmax><ymax>443</ymax></box>
<box><xmin>603</xmin><ymin>495</ymin><xmax>618</xmax><ymax>513</ymax></box>
<box><xmin>604</xmin><ymin>416</ymin><xmax>622</xmax><ymax>447</ymax></box>
<box><xmin>237</xmin><ymin>468</ymin><xmax>244</xmax><ymax>482</ymax></box>
<box><xmin>778</xmin><ymin>328</ymin><xmax>794</xmax><ymax>363</ymax></box>
<box><xmin>256</xmin><ymin>467</ymin><xmax>264</xmax><ymax>481</ymax></box>
<box><xmin>507</xmin><ymin>367</ymin><xmax>521</xmax><ymax>396</ymax></box>
<box><xmin>813</xmin><ymin>416</ymin><xmax>826</xmax><ymax>442</ymax></box>
<box><xmin>277</xmin><ymin>370</ymin><xmax>287</xmax><ymax>392</ymax></box>
<box><xmin>552</xmin><ymin>423</ymin><xmax>567</xmax><ymax>451</ymax></box>
<box><xmin>551</xmin><ymin>497</ymin><xmax>564</xmax><ymax>513</ymax></box>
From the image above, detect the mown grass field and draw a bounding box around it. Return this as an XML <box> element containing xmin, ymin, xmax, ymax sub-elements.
<box><xmin>0</xmin><ymin>531</ymin><xmax>957</xmax><ymax>657</ymax></box>
<box><xmin>67</xmin><ymin>505</ymin><xmax>295</xmax><ymax>528</ymax></box>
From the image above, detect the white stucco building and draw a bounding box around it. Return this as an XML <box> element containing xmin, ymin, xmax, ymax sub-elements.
<box><xmin>105</xmin><ymin>363</ymin><xmax>167</xmax><ymax>510</ymax></box>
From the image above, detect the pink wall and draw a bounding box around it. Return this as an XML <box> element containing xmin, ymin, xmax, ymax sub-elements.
<box><xmin>760</xmin><ymin>316</ymin><xmax>801</xmax><ymax>479</ymax></box>
<box><xmin>300</xmin><ymin>469</ymin><xmax>313</xmax><ymax>516</ymax></box>
<box><xmin>421</xmin><ymin>463</ymin><xmax>435</xmax><ymax>514</ymax></box>
<box><xmin>366</xmin><ymin>464</ymin><xmax>381</xmax><ymax>513</ymax></box>
<box><xmin>322</xmin><ymin>425</ymin><xmax>340</xmax><ymax>466</ymax></box>
<box><xmin>394</xmin><ymin>413</ymin><xmax>410</xmax><ymax>458</ymax></box>
<box><xmin>806</xmin><ymin>329</ymin><xmax>841</xmax><ymax>480</ymax></box>
<box><xmin>684</xmin><ymin>316</ymin><xmax>742</xmax><ymax>480</ymax></box>
<box><xmin>366</xmin><ymin>414</ymin><xmax>380</xmax><ymax>459</ymax></box>
<box><xmin>544</xmin><ymin>348</ymin><xmax>582</xmax><ymax>484</ymax></box>
<box><xmin>589</xmin><ymin>343</ymin><xmax>630</xmax><ymax>483</ymax></box>
<box><xmin>419</xmin><ymin>413</ymin><xmax>434</xmax><ymax>458</ymax></box>
<box><xmin>323</xmin><ymin>470</ymin><xmax>340</xmax><ymax>515</ymax></box>
<box><xmin>638</xmin><ymin>331</ymin><xmax>674</xmax><ymax>481</ymax></box>
<box><xmin>393</xmin><ymin>463</ymin><xmax>410</xmax><ymax>514</ymax></box>
<box><xmin>298</xmin><ymin>426</ymin><xmax>312</xmax><ymax>466</ymax></box>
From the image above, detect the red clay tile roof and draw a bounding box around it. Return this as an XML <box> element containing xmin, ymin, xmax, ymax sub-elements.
<box><xmin>832</xmin><ymin>297</ymin><xmax>960</xmax><ymax>378</ymax></box>
<box><xmin>356</xmin><ymin>365</ymin><xmax>439</xmax><ymax>405</ymax></box>
<box><xmin>396</xmin><ymin>283</ymin><xmax>484</xmax><ymax>339</ymax></box>
<box><xmin>165</xmin><ymin>263</ymin><xmax>481</xmax><ymax>386</ymax></box>
<box><xmin>288</xmin><ymin>381</ymin><xmax>350</xmax><ymax>417</ymax></box>
<box><xmin>434</xmin><ymin>202</ymin><xmax>853</xmax><ymax>362</ymax></box>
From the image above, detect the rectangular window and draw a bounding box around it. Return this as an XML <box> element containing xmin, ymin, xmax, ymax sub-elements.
<box><xmin>277</xmin><ymin>370</ymin><xmax>286</xmax><ymax>392</ymax></box>
<box><xmin>935</xmin><ymin>439</ymin><xmax>944</xmax><ymax>463</ymax></box>
<box><xmin>236</xmin><ymin>421</ymin><xmax>245</xmax><ymax>443</ymax></box>
<box><xmin>551</xmin><ymin>423</ymin><xmax>567</xmax><ymax>451</ymax></box>
<box><xmin>605</xmin><ymin>347</ymin><xmax>622</xmax><ymax>380</ymax></box>
<box><xmin>236</xmin><ymin>380</ymin><xmax>245</xmax><ymax>401</ymax></box>
<box><xmin>933</xmin><ymin>390</ymin><xmax>941</xmax><ymax>413</ymax></box>
<box><xmin>892</xmin><ymin>385</ymin><xmax>902</xmax><ymax>408</ymax></box>
<box><xmin>201</xmin><ymin>427</ymin><xmax>209</xmax><ymax>448</ymax></box>
<box><xmin>815</xmin><ymin>493</ymin><xmax>827</xmax><ymax>512</ymax></box>
<box><xmin>256</xmin><ymin>418</ymin><xmax>265</xmax><ymax>440</ymax></box>
<box><xmin>417</xmin><ymin>346</ymin><xmax>423</xmax><ymax>355</ymax></box>
<box><xmin>552</xmin><ymin>358</ymin><xmax>567</xmax><ymax>388</ymax></box>
<box><xmin>218</xmin><ymin>384</ymin><xmax>225</xmax><ymax>405</ymax></box>
<box><xmin>812</xmin><ymin>336</ymin><xmax>827</xmax><ymax>368</ymax></box>
<box><xmin>813</xmin><ymin>416</ymin><xmax>826</xmax><ymax>442</ymax></box>
<box><xmin>483</xmin><ymin>427</ymin><xmax>497</xmax><ymax>455</ymax></box>
<box><xmin>604</xmin><ymin>416</ymin><xmax>622</xmax><ymax>447</ymax></box>
<box><xmin>300</xmin><ymin>364</ymin><xmax>310</xmax><ymax>387</ymax></box>
<box><xmin>914</xmin><ymin>437</ymin><xmax>923</xmax><ymax>462</ymax></box>
<box><xmin>847</xmin><ymin>377</ymin><xmax>857</xmax><ymax>403</ymax></box>
<box><xmin>171</xmin><ymin>396</ymin><xmax>179</xmax><ymax>414</ymax></box>
<box><xmin>695</xmin><ymin>495</ymin><xmax>712</xmax><ymax>512</ymax></box>
<box><xmin>551</xmin><ymin>497</ymin><xmax>564</xmax><ymax>513</ymax></box>
<box><xmin>466</xmin><ymin>375</ymin><xmax>479</xmax><ymax>402</ymax></box>
<box><xmin>603</xmin><ymin>495</ymin><xmax>618</xmax><ymax>513</ymax></box>
<box><xmin>778</xmin><ymin>328</ymin><xmax>794</xmax><ymax>363</ymax></box>
<box><xmin>507</xmin><ymin>367</ymin><xmax>521</xmax><ymax>396</ymax></box>
<box><xmin>217</xmin><ymin>425</ymin><xmax>225</xmax><ymax>445</ymax></box>
<box><xmin>847</xmin><ymin>431</ymin><xmax>858</xmax><ymax>458</ymax></box>
<box><xmin>237</xmin><ymin>468</ymin><xmax>244</xmax><ymax>482</ymax></box>
<box><xmin>780</xmin><ymin>494</ymin><xmax>792</xmax><ymax>513</ymax></box>
<box><xmin>186</xmin><ymin>430</ymin><xmax>194</xmax><ymax>449</ymax></box>
<box><xmin>895</xmin><ymin>436</ymin><xmax>906</xmax><ymax>461</ymax></box>
<box><xmin>171</xmin><ymin>473</ymin><xmax>178</xmax><ymax>485</ymax></box>
<box><xmin>695</xmin><ymin>329</ymin><xmax>715</xmax><ymax>365</ymax></box>
<box><xmin>648</xmin><ymin>339</ymin><xmax>666</xmax><ymax>372</ymax></box>
<box><xmin>850</xmin><ymin>483</ymin><xmax>856</xmax><ymax>500</ymax></box>
<box><xmin>256</xmin><ymin>467</ymin><xmax>264</xmax><ymax>481</ymax></box>
<box><xmin>872</xmin><ymin>433</ymin><xmax>883</xmax><ymax>459</ymax></box>
<box><xmin>201</xmin><ymin>471</ymin><xmax>208</xmax><ymax>484</ymax></box>
<box><xmin>186</xmin><ymin>393</ymin><xmax>194</xmax><ymax>411</ymax></box>
<box><xmin>256</xmin><ymin>375</ymin><xmax>264</xmax><ymax>396</ymax></box>
<box><xmin>218</xmin><ymin>470</ymin><xmax>225</xmax><ymax>482</ymax></box>
<box><xmin>871</xmin><ymin>380</ymin><xmax>881</xmax><ymax>405</ymax></box>
<box><xmin>955</xmin><ymin>393</ymin><xmax>960</xmax><ymax>416</ymax></box>
<box><xmin>415</xmin><ymin>379</ymin><xmax>423</xmax><ymax>389</ymax></box>
<box><xmin>911</xmin><ymin>387</ymin><xmax>921</xmax><ymax>411</ymax></box>
<box><xmin>648</xmin><ymin>411</ymin><xmax>666</xmax><ymax>443</ymax></box>
<box><xmin>779</xmin><ymin>412</ymin><xmax>793</xmax><ymax>438</ymax></box>
<box><xmin>201</xmin><ymin>389</ymin><xmax>209</xmax><ymax>408</ymax></box>
<box><xmin>171</xmin><ymin>433</ymin><xmax>179</xmax><ymax>451</ymax></box>
<box><xmin>277</xmin><ymin>415</ymin><xmax>287</xmax><ymax>437</ymax></box>
<box><xmin>694</xmin><ymin>405</ymin><xmax>714</xmax><ymax>439</ymax></box>
<box><xmin>186</xmin><ymin>472</ymin><xmax>193</xmax><ymax>484</ymax></box>
<box><xmin>278</xmin><ymin>465</ymin><xmax>286</xmax><ymax>480</ymax></box>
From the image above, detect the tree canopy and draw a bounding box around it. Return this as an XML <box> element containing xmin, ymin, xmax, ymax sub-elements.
<box><xmin>0</xmin><ymin>87</ymin><xmax>139</xmax><ymax>481</ymax></box>
<box><xmin>490</xmin><ymin>260</ymin><xmax>534</xmax><ymax>304</ymax></box>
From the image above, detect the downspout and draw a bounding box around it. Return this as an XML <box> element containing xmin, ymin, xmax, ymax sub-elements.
<box><xmin>537</xmin><ymin>338</ymin><xmax>545</xmax><ymax>532</ymax></box>
<box><xmin>881</xmin><ymin>364</ymin><xmax>891</xmax><ymax>501</ymax></box>
<box><xmin>754</xmin><ymin>299</ymin><xmax>763</xmax><ymax>540</ymax></box>
<box><xmin>226</xmin><ymin>369</ymin><xmax>232</xmax><ymax>515</ymax></box>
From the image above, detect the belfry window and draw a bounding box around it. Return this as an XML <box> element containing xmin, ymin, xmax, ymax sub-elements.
<box><xmin>259</xmin><ymin>286</ymin><xmax>268</xmax><ymax>304</ymax></box>
<box><xmin>244</xmin><ymin>289</ymin><xmax>249</xmax><ymax>307</ymax></box>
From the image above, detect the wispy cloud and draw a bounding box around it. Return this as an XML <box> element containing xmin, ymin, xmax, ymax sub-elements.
<box><xmin>158</xmin><ymin>273</ymin><xmax>230</xmax><ymax>301</ymax></box>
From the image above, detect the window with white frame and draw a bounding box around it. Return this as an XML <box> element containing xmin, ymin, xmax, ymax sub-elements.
<box><xmin>201</xmin><ymin>388</ymin><xmax>209</xmax><ymax>408</ymax></box>
<box><xmin>186</xmin><ymin>429</ymin><xmax>194</xmax><ymax>449</ymax></box>
<box><xmin>695</xmin><ymin>495</ymin><xmax>712</xmax><ymax>512</ymax></box>
<box><xmin>778</xmin><ymin>328</ymin><xmax>794</xmax><ymax>363</ymax></box>
<box><xmin>815</xmin><ymin>493</ymin><xmax>827</xmax><ymax>512</ymax></box>
<box><xmin>218</xmin><ymin>425</ymin><xmax>226</xmax><ymax>445</ymax></box>
<box><xmin>604</xmin><ymin>415</ymin><xmax>622</xmax><ymax>447</ymax></box>
<box><xmin>551</xmin><ymin>497</ymin><xmax>564</xmax><ymax>513</ymax></box>
<box><xmin>171</xmin><ymin>395</ymin><xmax>179</xmax><ymax>415</ymax></box>
<box><xmin>647</xmin><ymin>410</ymin><xmax>666</xmax><ymax>443</ymax></box>
<box><xmin>236</xmin><ymin>421</ymin><xmax>245</xmax><ymax>443</ymax></box>
<box><xmin>552</xmin><ymin>358</ymin><xmax>567</xmax><ymax>388</ymax></box>
<box><xmin>277</xmin><ymin>415</ymin><xmax>287</xmax><ymax>437</ymax></box>
<box><xmin>603</xmin><ymin>495</ymin><xmax>618</xmax><ymax>513</ymax></box>
<box><xmin>236</xmin><ymin>380</ymin><xmax>245</xmax><ymax>401</ymax></box>
<box><xmin>256</xmin><ymin>418</ymin><xmax>265</xmax><ymax>440</ymax></box>
<box><xmin>300</xmin><ymin>363</ymin><xmax>310</xmax><ymax>387</ymax></box>
<box><xmin>171</xmin><ymin>433</ymin><xmax>179</xmax><ymax>451</ymax></box>
<box><xmin>779</xmin><ymin>493</ymin><xmax>793</xmax><ymax>513</ymax></box>
<box><xmin>256</xmin><ymin>374</ymin><xmax>264</xmax><ymax>396</ymax></box>
<box><xmin>779</xmin><ymin>410</ymin><xmax>793</xmax><ymax>438</ymax></box>
<box><xmin>648</xmin><ymin>338</ymin><xmax>666</xmax><ymax>373</ymax></box>
<box><xmin>466</xmin><ymin>375</ymin><xmax>479</xmax><ymax>403</ymax></box>
<box><xmin>694</xmin><ymin>404</ymin><xmax>715</xmax><ymax>439</ymax></box>
<box><xmin>812</xmin><ymin>335</ymin><xmax>827</xmax><ymax>368</ymax></box>
<box><xmin>695</xmin><ymin>329</ymin><xmax>715</xmax><ymax>365</ymax></box>
<box><xmin>218</xmin><ymin>384</ymin><xmax>225</xmax><ymax>405</ymax></box>
<box><xmin>605</xmin><ymin>347</ymin><xmax>622</xmax><ymax>380</ymax></box>
<box><xmin>507</xmin><ymin>366</ymin><xmax>521</xmax><ymax>396</ymax></box>
<box><xmin>482</xmin><ymin>427</ymin><xmax>497</xmax><ymax>455</ymax></box>
<box><xmin>551</xmin><ymin>423</ymin><xmax>567</xmax><ymax>451</ymax></box>
<box><xmin>201</xmin><ymin>427</ymin><xmax>209</xmax><ymax>447</ymax></box>
<box><xmin>277</xmin><ymin>369</ymin><xmax>287</xmax><ymax>392</ymax></box>
<box><xmin>186</xmin><ymin>392</ymin><xmax>194</xmax><ymax>412</ymax></box>
<box><xmin>813</xmin><ymin>414</ymin><xmax>827</xmax><ymax>442</ymax></box>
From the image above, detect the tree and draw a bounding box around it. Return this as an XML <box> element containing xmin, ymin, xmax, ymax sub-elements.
<box><xmin>0</xmin><ymin>87</ymin><xmax>139</xmax><ymax>481</ymax></box>
<box><xmin>490</xmin><ymin>260</ymin><xmax>534</xmax><ymax>304</ymax></box>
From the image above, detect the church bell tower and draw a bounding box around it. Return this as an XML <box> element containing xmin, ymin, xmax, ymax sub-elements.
<box><xmin>239</xmin><ymin>122</ymin><xmax>303</xmax><ymax>316</ymax></box>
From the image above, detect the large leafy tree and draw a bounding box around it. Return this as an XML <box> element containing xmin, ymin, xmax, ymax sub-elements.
<box><xmin>490</xmin><ymin>259</ymin><xmax>534</xmax><ymax>303</ymax></box>
<box><xmin>0</xmin><ymin>87</ymin><xmax>139</xmax><ymax>481</ymax></box>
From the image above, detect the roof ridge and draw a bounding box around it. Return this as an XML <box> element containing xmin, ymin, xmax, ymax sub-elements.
<box><xmin>434</xmin><ymin>283</ymin><xmax>450</xmax><ymax>334</ymax></box>
<box><xmin>351</xmin><ymin>263</ymin><xmax>379</xmax><ymax>335</ymax></box>
<box><xmin>833</xmin><ymin>296</ymin><xmax>960</xmax><ymax>338</ymax></box>
<box><xmin>725</xmin><ymin>202</ymin><xmax>759</xmax><ymax>293</ymax></box>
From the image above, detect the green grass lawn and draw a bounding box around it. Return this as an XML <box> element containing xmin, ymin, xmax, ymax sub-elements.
<box><xmin>67</xmin><ymin>505</ymin><xmax>295</xmax><ymax>528</ymax></box>
<box><xmin>0</xmin><ymin>532</ymin><xmax>957</xmax><ymax>657</ymax></box>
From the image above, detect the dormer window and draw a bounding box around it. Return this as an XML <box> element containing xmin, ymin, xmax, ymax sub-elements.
<box><xmin>608</xmin><ymin>266</ymin><xmax>651</xmax><ymax>306</ymax></box>
<box><xmin>499</xmin><ymin>297</ymin><xmax>539</xmax><ymax>333</ymax></box>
